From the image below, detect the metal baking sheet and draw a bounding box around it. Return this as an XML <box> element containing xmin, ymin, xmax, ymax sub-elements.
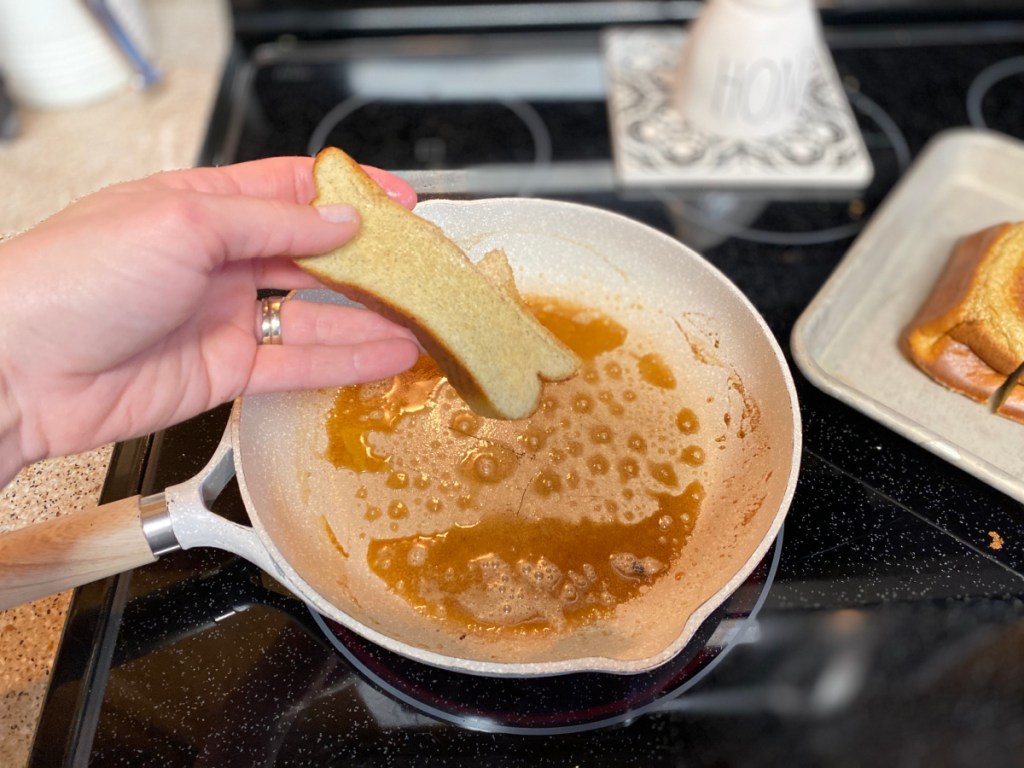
<box><xmin>792</xmin><ymin>128</ymin><xmax>1024</xmax><ymax>504</ymax></box>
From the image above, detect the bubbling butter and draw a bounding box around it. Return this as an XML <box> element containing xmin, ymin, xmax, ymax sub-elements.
<box><xmin>324</xmin><ymin>298</ymin><xmax>708</xmax><ymax>635</ymax></box>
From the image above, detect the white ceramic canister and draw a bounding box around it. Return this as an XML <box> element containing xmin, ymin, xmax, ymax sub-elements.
<box><xmin>0</xmin><ymin>0</ymin><xmax>151</xmax><ymax>109</ymax></box>
<box><xmin>671</xmin><ymin>0</ymin><xmax>823</xmax><ymax>139</ymax></box>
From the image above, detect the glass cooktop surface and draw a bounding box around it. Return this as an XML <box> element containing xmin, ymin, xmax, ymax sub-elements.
<box><xmin>31</xmin><ymin>8</ymin><xmax>1024</xmax><ymax>767</ymax></box>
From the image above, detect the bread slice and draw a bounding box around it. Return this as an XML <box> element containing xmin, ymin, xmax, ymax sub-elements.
<box><xmin>296</xmin><ymin>147</ymin><xmax>580</xmax><ymax>420</ymax></box>
<box><xmin>903</xmin><ymin>221</ymin><xmax>1024</xmax><ymax>423</ymax></box>
<box><xmin>997</xmin><ymin>379</ymin><xmax>1024</xmax><ymax>422</ymax></box>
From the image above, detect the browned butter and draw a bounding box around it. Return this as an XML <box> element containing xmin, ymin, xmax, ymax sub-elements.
<box><xmin>324</xmin><ymin>298</ymin><xmax>706</xmax><ymax>635</ymax></box>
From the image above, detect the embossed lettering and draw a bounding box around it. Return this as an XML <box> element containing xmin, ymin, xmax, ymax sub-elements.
<box><xmin>710</xmin><ymin>53</ymin><xmax>812</xmax><ymax>127</ymax></box>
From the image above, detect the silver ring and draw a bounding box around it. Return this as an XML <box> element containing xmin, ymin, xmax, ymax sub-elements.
<box><xmin>260</xmin><ymin>296</ymin><xmax>285</xmax><ymax>345</ymax></box>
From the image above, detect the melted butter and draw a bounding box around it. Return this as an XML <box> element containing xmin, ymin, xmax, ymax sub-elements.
<box><xmin>676</xmin><ymin>407</ymin><xmax>699</xmax><ymax>434</ymax></box>
<box><xmin>324</xmin><ymin>297</ymin><xmax>709</xmax><ymax>635</ymax></box>
<box><xmin>530</xmin><ymin>302</ymin><xmax>628</xmax><ymax>361</ymax></box>
<box><xmin>367</xmin><ymin>480</ymin><xmax>702</xmax><ymax>632</ymax></box>
<box><xmin>324</xmin><ymin>356</ymin><xmax>441</xmax><ymax>472</ymax></box>
<box><xmin>637</xmin><ymin>352</ymin><xmax>677</xmax><ymax>389</ymax></box>
<box><xmin>322</xmin><ymin>516</ymin><xmax>349</xmax><ymax>558</ymax></box>
<box><xmin>459</xmin><ymin>443</ymin><xmax>518</xmax><ymax>484</ymax></box>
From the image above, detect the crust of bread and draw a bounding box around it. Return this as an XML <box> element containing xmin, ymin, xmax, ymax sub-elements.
<box><xmin>906</xmin><ymin>335</ymin><xmax>1008</xmax><ymax>404</ymax></box>
<box><xmin>902</xmin><ymin>221</ymin><xmax>1024</xmax><ymax>424</ymax></box>
<box><xmin>295</xmin><ymin>147</ymin><xmax>580</xmax><ymax>420</ymax></box>
<box><xmin>997</xmin><ymin>384</ymin><xmax>1024</xmax><ymax>423</ymax></box>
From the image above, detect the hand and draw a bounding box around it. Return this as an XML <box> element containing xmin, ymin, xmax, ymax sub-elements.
<box><xmin>0</xmin><ymin>156</ymin><xmax>421</xmax><ymax>482</ymax></box>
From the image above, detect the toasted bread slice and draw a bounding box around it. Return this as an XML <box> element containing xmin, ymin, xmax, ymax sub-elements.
<box><xmin>296</xmin><ymin>147</ymin><xmax>580</xmax><ymax>420</ymax></box>
<box><xmin>903</xmin><ymin>222</ymin><xmax>1024</xmax><ymax>423</ymax></box>
<box><xmin>997</xmin><ymin>381</ymin><xmax>1024</xmax><ymax>422</ymax></box>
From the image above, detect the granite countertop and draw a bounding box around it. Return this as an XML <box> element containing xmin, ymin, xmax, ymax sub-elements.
<box><xmin>0</xmin><ymin>1</ymin><xmax>230</xmax><ymax>764</ymax></box>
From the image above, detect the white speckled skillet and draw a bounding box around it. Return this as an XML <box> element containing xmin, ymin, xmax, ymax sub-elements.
<box><xmin>0</xmin><ymin>198</ymin><xmax>801</xmax><ymax>677</ymax></box>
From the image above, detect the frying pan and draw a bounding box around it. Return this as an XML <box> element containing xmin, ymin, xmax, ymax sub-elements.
<box><xmin>0</xmin><ymin>198</ymin><xmax>801</xmax><ymax>676</ymax></box>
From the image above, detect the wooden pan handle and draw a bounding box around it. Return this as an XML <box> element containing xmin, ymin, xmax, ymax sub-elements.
<box><xmin>0</xmin><ymin>495</ymin><xmax>158</xmax><ymax>610</ymax></box>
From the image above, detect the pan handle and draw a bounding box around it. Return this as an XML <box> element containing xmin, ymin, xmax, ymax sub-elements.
<box><xmin>164</xmin><ymin>419</ymin><xmax>290</xmax><ymax>584</ymax></box>
<box><xmin>0</xmin><ymin>493</ymin><xmax>162</xmax><ymax>610</ymax></box>
<box><xmin>0</xmin><ymin>410</ymin><xmax>294</xmax><ymax>612</ymax></box>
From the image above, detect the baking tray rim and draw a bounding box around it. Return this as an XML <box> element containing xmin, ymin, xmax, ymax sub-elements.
<box><xmin>791</xmin><ymin>126</ymin><xmax>1024</xmax><ymax>505</ymax></box>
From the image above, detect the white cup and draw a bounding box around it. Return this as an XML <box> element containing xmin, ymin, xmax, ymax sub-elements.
<box><xmin>0</xmin><ymin>0</ymin><xmax>151</xmax><ymax>109</ymax></box>
<box><xmin>671</xmin><ymin>0</ymin><xmax>822</xmax><ymax>139</ymax></box>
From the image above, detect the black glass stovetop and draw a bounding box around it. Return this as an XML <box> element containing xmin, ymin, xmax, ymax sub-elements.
<box><xmin>31</xmin><ymin>11</ymin><xmax>1024</xmax><ymax>767</ymax></box>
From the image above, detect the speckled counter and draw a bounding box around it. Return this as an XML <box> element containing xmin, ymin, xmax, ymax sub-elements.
<box><xmin>0</xmin><ymin>2</ymin><xmax>230</xmax><ymax>764</ymax></box>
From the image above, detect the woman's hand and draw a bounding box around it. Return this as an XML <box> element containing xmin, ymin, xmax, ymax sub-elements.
<box><xmin>0</xmin><ymin>156</ymin><xmax>421</xmax><ymax>482</ymax></box>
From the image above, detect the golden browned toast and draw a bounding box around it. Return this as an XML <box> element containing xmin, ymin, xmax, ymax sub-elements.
<box><xmin>903</xmin><ymin>221</ymin><xmax>1024</xmax><ymax>423</ymax></box>
<box><xmin>997</xmin><ymin>382</ymin><xmax>1024</xmax><ymax>422</ymax></box>
<box><xmin>295</xmin><ymin>147</ymin><xmax>580</xmax><ymax>420</ymax></box>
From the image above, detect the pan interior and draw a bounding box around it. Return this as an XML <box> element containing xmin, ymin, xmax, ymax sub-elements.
<box><xmin>235</xmin><ymin>198</ymin><xmax>799</xmax><ymax>674</ymax></box>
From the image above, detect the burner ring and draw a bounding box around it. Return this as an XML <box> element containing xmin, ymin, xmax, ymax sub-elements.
<box><xmin>311</xmin><ymin>527</ymin><xmax>784</xmax><ymax>735</ymax></box>
<box><xmin>307</xmin><ymin>96</ymin><xmax>553</xmax><ymax>197</ymax></box>
<box><xmin>966</xmin><ymin>55</ymin><xmax>1024</xmax><ymax>131</ymax></box>
<box><xmin>658</xmin><ymin>89</ymin><xmax>910</xmax><ymax>248</ymax></box>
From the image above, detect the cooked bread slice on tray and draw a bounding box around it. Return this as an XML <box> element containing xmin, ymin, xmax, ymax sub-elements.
<box><xmin>903</xmin><ymin>221</ymin><xmax>1024</xmax><ymax>423</ymax></box>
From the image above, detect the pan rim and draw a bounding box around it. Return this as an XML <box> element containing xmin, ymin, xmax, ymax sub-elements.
<box><xmin>233</xmin><ymin>196</ymin><xmax>803</xmax><ymax>677</ymax></box>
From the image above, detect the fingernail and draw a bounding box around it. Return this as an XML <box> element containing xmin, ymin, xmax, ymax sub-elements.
<box><xmin>317</xmin><ymin>203</ymin><xmax>359</xmax><ymax>223</ymax></box>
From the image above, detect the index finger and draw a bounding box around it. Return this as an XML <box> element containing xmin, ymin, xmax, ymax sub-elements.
<box><xmin>155</xmin><ymin>156</ymin><xmax>418</xmax><ymax>209</ymax></box>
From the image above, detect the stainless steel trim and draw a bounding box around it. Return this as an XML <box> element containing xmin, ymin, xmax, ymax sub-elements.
<box><xmin>239</xmin><ymin>1</ymin><xmax>703</xmax><ymax>35</ymax></box>
<box><xmin>139</xmin><ymin>493</ymin><xmax>179</xmax><ymax>556</ymax></box>
<box><xmin>401</xmin><ymin>161</ymin><xmax>617</xmax><ymax>196</ymax></box>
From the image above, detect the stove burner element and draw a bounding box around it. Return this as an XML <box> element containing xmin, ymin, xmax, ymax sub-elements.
<box><xmin>311</xmin><ymin>531</ymin><xmax>783</xmax><ymax>735</ymax></box>
<box><xmin>967</xmin><ymin>56</ymin><xmax>1024</xmax><ymax>137</ymax></box>
<box><xmin>307</xmin><ymin>96</ymin><xmax>553</xmax><ymax>197</ymax></box>
<box><xmin>659</xmin><ymin>88</ymin><xmax>910</xmax><ymax>249</ymax></box>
